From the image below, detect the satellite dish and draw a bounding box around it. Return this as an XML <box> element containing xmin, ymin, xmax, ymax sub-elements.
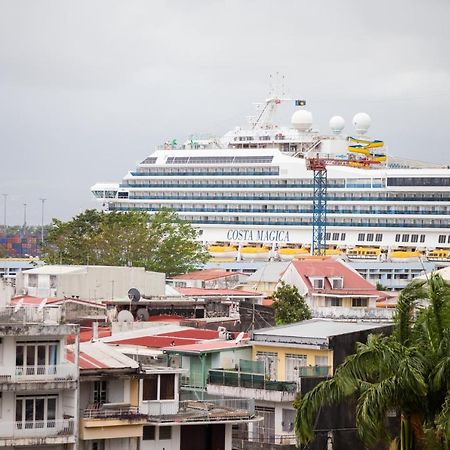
<box><xmin>117</xmin><ymin>310</ymin><xmax>134</xmax><ymax>323</ymax></box>
<box><xmin>234</xmin><ymin>331</ymin><xmax>245</xmax><ymax>344</ymax></box>
<box><xmin>136</xmin><ymin>308</ymin><xmax>149</xmax><ymax>322</ymax></box>
<box><xmin>128</xmin><ymin>288</ymin><xmax>141</xmax><ymax>302</ymax></box>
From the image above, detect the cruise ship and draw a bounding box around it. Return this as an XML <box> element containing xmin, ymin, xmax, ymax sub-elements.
<box><xmin>91</xmin><ymin>96</ymin><xmax>450</xmax><ymax>261</ymax></box>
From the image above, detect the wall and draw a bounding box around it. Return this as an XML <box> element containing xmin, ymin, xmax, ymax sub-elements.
<box><xmin>251</xmin><ymin>344</ymin><xmax>333</xmax><ymax>381</ymax></box>
<box><xmin>280</xmin><ymin>265</ymin><xmax>308</xmax><ymax>296</ymax></box>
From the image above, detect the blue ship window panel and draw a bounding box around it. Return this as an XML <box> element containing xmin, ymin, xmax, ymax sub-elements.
<box><xmin>387</xmin><ymin>177</ymin><xmax>450</xmax><ymax>187</ymax></box>
<box><xmin>141</xmin><ymin>157</ymin><xmax>157</xmax><ymax>164</ymax></box>
<box><xmin>165</xmin><ymin>155</ymin><xmax>274</xmax><ymax>164</ymax></box>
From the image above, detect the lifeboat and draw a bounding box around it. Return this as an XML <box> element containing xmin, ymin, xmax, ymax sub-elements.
<box><xmin>278</xmin><ymin>247</ymin><xmax>309</xmax><ymax>260</ymax></box>
<box><xmin>389</xmin><ymin>250</ymin><xmax>422</xmax><ymax>262</ymax></box>
<box><xmin>240</xmin><ymin>246</ymin><xmax>271</xmax><ymax>261</ymax></box>
<box><xmin>208</xmin><ymin>245</ymin><xmax>238</xmax><ymax>259</ymax></box>
<box><xmin>324</xmin><ymin>248</ymin><xmax>345</xmax><ymax>256</ymax></box>
<box><xmin>427</xmin><ymin>249</ymin><xmax>450</xmax><ymax>261</ymax></box>
<box><xmin>347</xmin><ymin>247</ymin><xmax>381</xmax><ymax>260</ymax></box>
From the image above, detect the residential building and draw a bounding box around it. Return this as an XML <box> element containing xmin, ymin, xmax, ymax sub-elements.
<box><xmin>281</xmin><ymin>257</ymin><xmax>393</xmax><ymax>320</ymax></box>
<box><xmin>238</xmin><ymin>262</ymin><xmax>289</xmax><ymax>297</ymax></box>
<box><xmin>207</xmin><ymin>319</ymin><xmax>393</xmax><ymax>449</ymax></box>
<box><xmin>0</xmin><ymin>303</ymin><xmax>79</xmax><ymax>449</ymax></box>
<box><xmin>77</xmin><ymin>342</ymin><xmax>146</xmax><ymax>450</ymax></box>
<box><xmin>16</xmin><ymin>265</ymin><xmax>165</xmax><ymax>300</ymax></box>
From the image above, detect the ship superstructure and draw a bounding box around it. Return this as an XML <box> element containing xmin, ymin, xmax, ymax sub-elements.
<box><xmin>91</xmin><ymin>97</ymin><xmax>450</xmax><ymax>261</ymax></box>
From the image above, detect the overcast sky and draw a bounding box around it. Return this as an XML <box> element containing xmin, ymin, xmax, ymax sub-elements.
<box><xmin>1</xmin><ymin>0</ymin><xmax>450</xmax><ymax>225</ymax></box>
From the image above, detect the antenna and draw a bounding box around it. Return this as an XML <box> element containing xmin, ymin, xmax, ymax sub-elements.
<box><xmin>136</xmin><ymin>307</ymin><xmax>149</xmax><ymax>321</ymax></box>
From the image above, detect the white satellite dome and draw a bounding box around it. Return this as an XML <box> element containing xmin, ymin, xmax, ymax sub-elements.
<box><xmin>329</xmin><ymin>115</ymin><xmax>345</xmax><ymax>134</ymax></box>
<box><xmin>353</xmin><ymin>112</ymin><xmax>371</xmax><ymax>134</ymax></box>
<box><xmin>291</xmin><ymin>109</ymin><xmax>313</xmax><ymax>132</ymax></box>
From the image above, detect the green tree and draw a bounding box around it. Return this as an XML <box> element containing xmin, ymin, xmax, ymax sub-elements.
<box><xmin>0</xmin><ymin>244</ymin><xmax>7</xmax><ymax>258</ymax></box>
<box><xmin>295</xmin><ymin>274</ymin><xmax>450</xmax><ymax>450</ymax></box>
<box><xmin>272</xmin><ymin>281</ymin><xmax>312</xmax><ymax>325</ymax></box>
<box><xmin>42</xmin><ymin>208</ymin><xmax>209</xmax><ymax>276</ymax></box>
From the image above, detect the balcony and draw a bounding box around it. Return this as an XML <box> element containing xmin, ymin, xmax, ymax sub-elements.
<box><xmin>146</xmin><ymin>398</ymin><xmax>258</xmax><ymax>425</ymax></box>
<box><xmin>0</xmin><ymin>364</ymin><xmax>78</xmax><ymax>391</ymax></box>
<box><xmin>0</xmin><ymin>419</ymin><xmax>75</xmax><ymax>446</ymax></box>
<box><xmin>233</xmin><ymin>427</ymin><xmax>297</xmax><ymax>447</ymax></box>
<box><xmin>80</xmin><ymin>404</ymin><xmax>147</xmax><ymax>440</ymax></box>
<box><xmin>207</xmin><ymin>369</ymin><xmax>297</xmax><ymax>402</ymax></box>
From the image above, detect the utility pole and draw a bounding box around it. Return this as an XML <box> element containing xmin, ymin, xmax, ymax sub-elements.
<box><xmin>2</xmin><ymin>194</ymin><xmax>7</xmax><ymax>229</ymax></box>
<box><xmin>39</xmin><ymin>198</ymin><xmax>46</xmax><ymax>242</ymax></box>
<box><xmin>23</xmin><ymin>203</ymin><xmax>27</xmax><ymax>231</ymax></box>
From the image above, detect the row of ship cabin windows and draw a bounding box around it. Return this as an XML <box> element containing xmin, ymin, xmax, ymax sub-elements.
<box><xmin>357</xmin><ymin>233</ymin><xmax>427</xmax><ymax>243</ymax></box>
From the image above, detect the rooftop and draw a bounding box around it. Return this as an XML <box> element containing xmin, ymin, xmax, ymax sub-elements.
<box><xmin>246</xmin><ymin>262</ymin><xmax>290</xmax><ymax>283</ymax></box>
<box><xmin>175</xmin><ymin>287</ymin><xmax>262</xmax><ymax>297</ymax></box>
<box><xmin>253</xmin><ymin>319</ymin><xmax>391</xmax><ymax>347</ymax></box>
<box><xmin>170</xmin><ymin>269</ymin><xmax>238</xmax><ymax>281</ymax></box>
<box><xmin>291</xmin><ymin>258</ymin><xmax>380</xmax><ymax>295</ymax></box>
<box><xmin>162</xmin><ymin>338</ymin><xmax>250</xmax><ymax>355</ymax></box>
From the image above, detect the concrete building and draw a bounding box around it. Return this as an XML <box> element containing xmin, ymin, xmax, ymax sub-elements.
<box><xmin>16</xmin><ymin>265</ymin><xmax>165</xmax><ymax>300</ymax></box>
<box><xmin>0</xmin><ymin>258</ymin><xmax>39</xmax><ymax>283</ymax></box>
<box><xmin>168</xmin><ymin>269</ymin><xmax>247</xmax><ymax>289</ymax></box>
<box><xmin>239</xmin><ymin>262</ymin><xmax>290</xmax><ymax>297</ymax></box>
<box><xmin>0</xmin><ymin>303</ymin><xmax>79</xmax><ymax>449</ymax></box>
<box><xmin>281</xmin><ymin>258</ymin><xmax>394</xmax><ymax>320</ymax></box>
<box><xmin>207</xmin><ymin>319</ymin><xmax>393</xmax><ymax>449</ymax></box>
<box><xmin>76</xmin><ymin>342</ymin><xmax>146</xmax><ymax>450</ymax></box>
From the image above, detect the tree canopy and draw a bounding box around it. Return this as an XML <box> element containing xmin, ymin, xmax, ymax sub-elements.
<box><xmin>272</xmin><ymin>281</ymin><xmax>312</xmax><ymax>325</ymax></box>
<box><xmin>42</xmin><ymin>208</ymin><xmax>209</xmax><ymax>276</ymax></box>
<box><xmin>295</xmin><ymin>273</ymin><xmax>450</xmax><ymax>450</ymax></box>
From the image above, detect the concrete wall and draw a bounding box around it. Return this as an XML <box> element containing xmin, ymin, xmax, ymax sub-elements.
<box><xmin>20</xmin><ymin>266</ymin><xmax>165</xmax><ymax>300</ymax></box>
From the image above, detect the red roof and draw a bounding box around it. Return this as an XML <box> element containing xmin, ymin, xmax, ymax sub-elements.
<box><xmin>290</xmin><ymin>258</ymin><xmax>380</xmax><ymax>296</ymax></box>
<box><xmin>10</xmin><ymin>295</ymin><xmax>62</xmax><ymax>305</ymax></box>
<box><xmin>171</xmin><ymin>269</ymin><xmax>236</xmax><ymax>281</ymax></box>
<box><xmin>176</xmin><ymin>287</ymin><xmax>261</xmax><ymax>297</ymax></box>
<box><xmin>109</xmin><ymin>327</ymin><xmax>222</xmax><ymax>349</ymax></box>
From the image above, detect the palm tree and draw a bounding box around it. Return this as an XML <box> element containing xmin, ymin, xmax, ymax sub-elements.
<box><xmin>295</xmin><ymin>273</ymin><xmax>450</xmax><ymax>450</ymax></box>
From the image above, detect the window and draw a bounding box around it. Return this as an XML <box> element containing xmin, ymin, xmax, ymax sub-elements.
<box><xmin>92</xmin><ymin>441</ymin><xmax>105</xmax><ymax>450</ymax></box>
<box><xmin>375</xmin><ymin>233</ymin><xmax>383</xmax><ymax>242</ymax></box>
<box><xmin>358</xmin><ymin>233</ymin><xmax>365</xmax><ymax>242</ymax></box>
<box><xmin>330</xmin><ymin>298</ymin><xmax>342</xmax><ymax>307</ymax></box>
<box><xmin>411</xmin><ymin>234</ymin><xmax>418</xmax><ymax>243</ymax></box>
<box><xmin>285</xmin><ymin>354</ymin><xmax>307</xmax><ymax>382</ymax></box>
<box><xmin>16</xmin><ymin>396</ymin><xmax>56</xmax><ymax>429</ymax></box>
<box><xmin>439</xmin><ymin>235</ymin><xmax>446</xmax><ymax>244</ymax></box>
<box><xmin>28</xmin><ymin>274</ymin><xmax>38</xmax><ymax>288</ymax></box>
<box><xmin>332</xmin><ymin>233</ymin><xmax>339</xmax><ymax>240</ymax></box>
<box><xmin>340</xmin><ymin>233</ymin><xmax>346</xmax><ymax>240</ymax></box>
<box><xmin>312</xmin><ymin>278</ymin><xmax>324</xmax><ymax>289</ymax></box>
<box><xmin>325</xmin><ymin>232</ymin><xmax>331</xmax><ymax>240</ymax></box>
<box><xmin>420</xmin><ymin>234</ymin><xmax>425</xmax><ymax>243</ymax></box>
<box><xmin>143</xmin><ymin>426</ymin><xmax>156</xmax><ymax>440</ymax></box>
<box><xmin>143</xmin><ymin>375</ymin><xmax>158</xmax><ymax>401</ymax></box>
<box><xmin>352</xmin><ymin>298</ymin><xmax>368</xmax><ymax>307</ymax></box>
<box><xmin>160</xmin><ymin>374</ymin><xmax>175</xmax><ymax>400</ymax></box>
<box><xmin>395</xmin><ymin>234</ymin><xmax>401</xmax><ymax>242</ymax></box>
<box><xmin>256</xmin><ymin>351</ymin><xmax>278</xmax><ymax>380</ymax></box>
<box><xmin>330</xmin><ymin>278</ymin><xmax>343</xmax><ymax>289</ymax></box>
<box><xmin>282</xmin><ymin>409</ymin><xmax>296</xmax><ymax>432</ymax></box>
<box><xmin>159</xmin><ymin>426</ymin><xmax>172</xmax><ymax>439</ymax></box>
<box><xmin>315</xmin><ymin>355</ymin><xmax>328</xmax><ymax>366</ymax></box>
<box><xmin>16</xmin><ymin>342</ymin><xmax>58</xmax><ymax>375</ymax></box>
<box><xmin>93</xmin><ymin>380</ymin><xmax>107</xmax><ymax>404</ymax></box>
<box><xmin>402</xmin><ymin>234</ymin><xmax>410</xmax><ymax>243</ymax></box>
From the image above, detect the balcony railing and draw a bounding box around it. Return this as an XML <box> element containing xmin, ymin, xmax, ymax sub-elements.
<box><xmin>147</xmin><ymin>398</ymin><xmax>256</xmax><ymax>423</ymax></box>
<box><xmin>0</xmin><ymin>364</ymin><xmax>77</xmax><ymax>382</ymax></box>
<box><xmin>0</xmin><ymin>418</ymin><xmax>75</xmax><ymax>439</ymax></box>
<box><xmin>83</xmin><ymin>405</ymin><xmax>145</xmax><ymax>420</ymax></box>
<box><xmin>208</xmin><ymin>369</ymin><xmax>297</xmax><ymax>392</ymax></box>
<box><xmin>233</xmin><ymin>427</ymin><xmax>297</xmax><ymax>446</ymax></box>
<box><xmin>297</xmin><ymin>366</ymin><xmax>332</xmax><ymax>377</ymax></box>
